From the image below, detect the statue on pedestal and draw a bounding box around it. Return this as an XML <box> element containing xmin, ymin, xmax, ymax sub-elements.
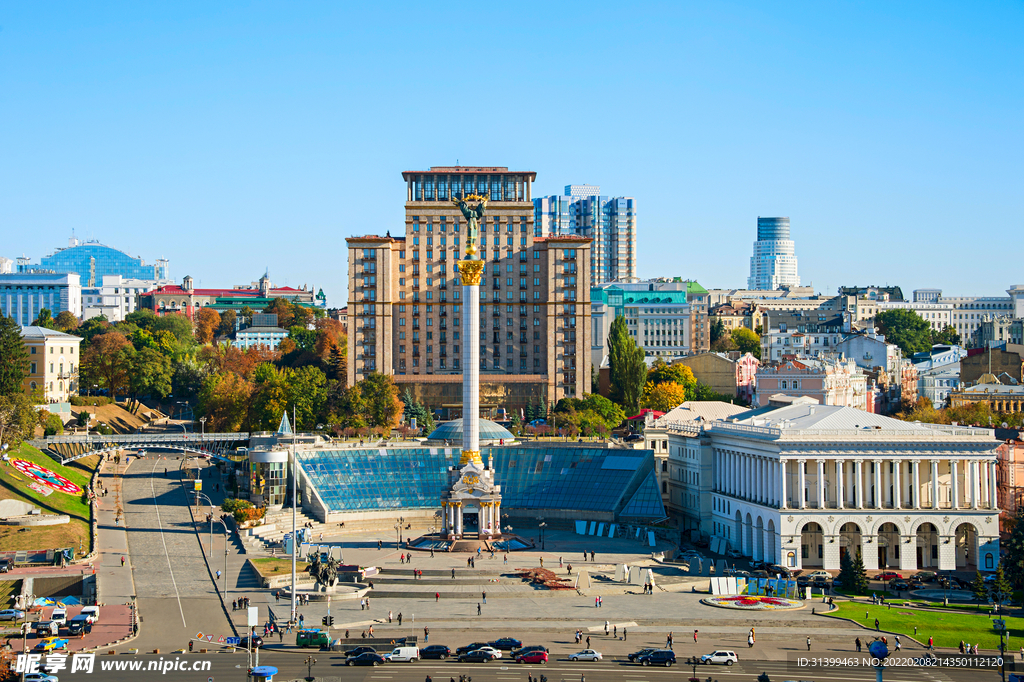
<box><xmin>451</xmin><ymin>194</ymin><xmax>488</xmax><ymax>259</ymax></box>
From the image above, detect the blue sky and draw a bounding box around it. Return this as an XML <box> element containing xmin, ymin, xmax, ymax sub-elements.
<box><xmin>1</xmin><ymin>2</ymin><xmax>1021</xmax><ymax>306</ymax></box>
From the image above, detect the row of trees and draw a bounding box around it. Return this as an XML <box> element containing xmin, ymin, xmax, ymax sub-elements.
<box><xmin>899</xmin><ymin>396</ymin><xmax>1024</xmax><ymax>428</ymax></box>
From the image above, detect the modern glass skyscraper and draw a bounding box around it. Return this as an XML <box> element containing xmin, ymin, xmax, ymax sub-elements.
<box><xmin>748</xmin><ymin>217</ymin><xmax>800</xmax><ymax>290</ymax></box>
<box><xmin>24</xmin><ymin>237</ymin><xmax>170</xmax><ymax>287</ymax></box>
<box><xmin>534</xmin><ymin>185</ymin><xmax>636</xmax><ymax>283</ymax></box>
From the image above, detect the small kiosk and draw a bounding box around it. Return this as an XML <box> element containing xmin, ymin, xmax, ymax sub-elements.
<box><xmin>251</xmin><ymin>666</ymin><xmax>278</xmax><ymax>682</ymax></box>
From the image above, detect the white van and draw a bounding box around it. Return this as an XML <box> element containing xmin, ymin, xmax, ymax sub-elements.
<box><xmin>50</xmin><ymin>608</ymin><xmax>67</xmax><ymax>626</ymax></box>
<box><xmin>386</xmin><ymin>646</ymin><xmax>420</xmax><ymax>662</ymax></box>
<box><xmin>80</xmin><ymin>606</ymin><xmax>100</xmax><ymax>623</ymax></box>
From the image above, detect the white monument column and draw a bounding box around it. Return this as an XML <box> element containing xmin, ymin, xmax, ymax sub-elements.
<box><xmin>873</xmin><ymin>459</ymin><xmax>882</xmax><ymax>508</ymax></box>
<box><xmin>459</xmin><ymin>257</ymin><xmax>484</xmax><ymax>467</ymax></box>
<box><xmin>816</xmin><ymin>459</ymin><xmax>825</xmax><ymax>509</ymax></box>
<box><xmin>893</xmin><ymin>460</ymin><xmax>901</xmax><ymax>509</ymax></box>
<box><xmin>970</xmin><ymin>461</ymin><xmax>979</xmax><ymax>509</ymax></box>
<box><xmin>912</xmin><ymin>460</ymin><xmax>920</xmax><ymax>509</ymax></box>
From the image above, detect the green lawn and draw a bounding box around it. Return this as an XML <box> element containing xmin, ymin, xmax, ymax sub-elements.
<box><xmin>249</xmin><ymin>557</ymin><xmax>310</xmax><ymax>578</ymax></box>
<box><xmin>829</xmin><ymin>601</ymin><xmax>1018</xmax><ymax>650</ymax></box>
<box><xmin>0</xmin><ymin>443</ymin><xmax>95</xmax><ymax>552</ymax></box>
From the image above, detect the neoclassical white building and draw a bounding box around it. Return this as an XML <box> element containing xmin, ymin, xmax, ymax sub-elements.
<box><xmin>667</xmin><ymin>398</ymin><xmax>1000</xmax><ymax>572</ymax></box>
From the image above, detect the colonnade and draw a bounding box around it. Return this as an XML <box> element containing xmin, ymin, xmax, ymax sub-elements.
<box><xmin>441</xmin><ymin>498</ymin><xmax>502</xmax><ymax>536</ymax></box>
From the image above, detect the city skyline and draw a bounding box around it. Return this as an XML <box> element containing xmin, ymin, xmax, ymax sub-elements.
<box><xmin>1</xmin><ymin>2</ymin><xmax>1020</xmax><ymax>305</ymax></box>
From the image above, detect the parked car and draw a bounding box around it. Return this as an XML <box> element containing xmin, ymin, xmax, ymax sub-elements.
<box><xmin>79</xmin><ymin>606</ymin><xmax>100</xmax><ymax>623</ymax></box>
<box><xmin>67</xmin><ymin>616</ymin><xmax>93</xmax><ymax>636</ymax></box>
<box><xmin>459</xmin><ymin>650</ymin><xmax>496</xmax><ymax>663</ymax></box>
<box><xmin>515</xmin><ymin>651</ymin><xmax>549</xmax><ymax>664</ymax></box>
<box><xmin>769</xmin><ymin>565</ymin><xmax>793</xmax><ymax>577</ymax></box>
<box><xmin>510</xmin><ymin>645</ymin><xmax>549</xmax><ymax>658</ymax></box>
<box><xmin>637</xmin><ymin>650</ymin><xmax>676</xmax><ymax>667</ymax></box>
<box><xmin>915</xmin><ymin>571</ymin><xmax>937</xmax><ymax>582</ymax></box>
<box><xmin>749</xmin><ymin>560</ymin><xmax>769</xmax><ymax>571</ymax></box>
<box><xmin>889</xmin><ymin>580</ymin><xmax>909</xmax><ymax>591</ymax></box>
<box><xmin>804</xmin><ymin>570</ymin><xmax>830</xmax><ymax>579</ymax></box>
<box><xmin>346</xmin><ymin>652</ymin><xmax>386</xmax><ymax>666</ymax></box>
<box><xmin>623</xmin><ymin>433</ymin><xmax>644</xmax><ymax>442</ymax></box>
<box><xmin>383</xmin><ymin>646</ymin><xmax>420</xmax><ymax>662</ymax></box>
<box><xmin>49</xmin><ymin>608</ymin><xmax>67</xmax><ymax>627</ymax></box>
<box><xmin>0</xmin><ymin>559</ymin><xmax>10</xmax><ymax>573</ymax></box>
<box><xmin>33</xmin><ymin>621</ymin><xmax>59</xmax><ymax>637</ymax></box>
<box><xmin>295</xmin><ymin>629</ymin><xmax>329</xmax><ymax>648</ymax></box>
<box><xmin>725</xmin><ymin>548</ymin><xmax>742</xmax><ymax>559</ymax></box>
<box><xmin>628</xmin><ymin>648</ymin><xmax>657</xmax><ymax>663</ymax></box>
<box><xmin>23</xmin><ymin>674</ymin><xmax>58</xmax><ymax>682</ymax></box>
<box><xmin>724</xmin><ymin>569</ymin><xmax>751</xmax><ymax>578</ymax></box>
<box><xmin>570</xmin><ymin>649</ymin><xmax>603</xmax><ymax>661</ymax></box>
<box><xmin>489</xmin><ymin>637</ymin><xmax>522</xmax><ymax>650</ymax></box>
<box><xmin>472</xmin><ymin>646</ymin><xmax>502</xmax><ymax>659</ymax></box>
<box><xmin>877</xmin><ymin>571</ymin><xmax>903</xmax><ymax>581</ymax></box>
<box><xmin>701</xmin><ymin>650</ymin><xmax>738</xmax><ymax>665</ymax></box>
<box><xmin>456</xmin><ymin>642</ymin><xmax>493</xmax><ymax>655</ymax></box>
<box><xmin>420</xmin><ymin>645</ymin><xmax>452</xmax><ymax>660</ymax></box>
<box><xmin>35</xmin><ymin>637</ymin><xmax>69</xmax><ymax>652</ymax></box>
<box><xmin>344</xmin><ymin>646</ymin><xmax>378</xmax><ymax>658</ymax></box>
<box><xmin>0</xmin><ymin>609</ymin><xmax>25</xmax><ymax>621</ymax></box>
<box><xmin>239</xmin><ymin>636</ymin><xmax>264</xmax><ymax>649</ymax></box>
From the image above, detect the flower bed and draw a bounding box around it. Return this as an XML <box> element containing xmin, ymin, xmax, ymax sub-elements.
<box><xmin>701</xmin><ymin>595</ymin><xmax>804</xmax><ymax>610</ymax></box>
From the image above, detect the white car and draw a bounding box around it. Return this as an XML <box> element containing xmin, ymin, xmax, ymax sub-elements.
<box><xmin>474</xmin><ymin>646</ymin><xmax>502</xmax><ymax>659</ymax></box>
<box><xmin>24</xmin><ymin>674</ymin><xmax>59</xmax><ymax>682</ymax></box>
<box><xmin>570</xmin><ymin>649</ymin><xmax>603</xmax><ymax>661</ymax></box>
<box><xmin>805</xmin><ymin>570</ymin><xmax>830</xmax><ymax>579</ymax></box>
<box><xmin>725</xmin><ymin>548</ymin><xmax>742</xmax><ymax>559</ymax></box>
<box><xmin>701</xmin><ymin>650</ymin><xmax>738</xmax><ymax>666</ymax></box>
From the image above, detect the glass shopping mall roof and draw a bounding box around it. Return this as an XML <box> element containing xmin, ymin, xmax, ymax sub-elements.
<box><xmin>295</xmin><ymin>445</ymin><xmax>665</xmax><ymax>520</ymax></box>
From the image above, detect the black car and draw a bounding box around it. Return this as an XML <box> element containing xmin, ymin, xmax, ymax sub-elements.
<box><xmin>420</xmin><ymin>645</ymin><xmax>452</xmax><ymax>660</ymax></box>
<box><xmin>889</xmin><ymin>580</ymin><xmax>909</xmax><ymax>591</ymax></box>
<box><xmin>489</xmin><ymin>637</ymin><xmax>523</xmax><ymax>650</ymax></box>
<box><xmin>67</xmin><ymin>620</ymin><xmax>92</xmax><ymax>636</ymax></box>
<box><xmin>459</xmin><ymin>650</ymin><xmax>495</xmax><ymax>663</ymax></box>
<box><xmin>628</xmin><ymin>648</ymin><xmax>656</xmax><ymax>662</ymax></box>
<box><xmin>797</xmin><ymin>575</ymin><xmax>812</xmax><ymax>587</ymax></box>
<box><xmin>511</xmin><ymin>645</ymin><xmax>549</xmax><ymax>658</ymax></box>
<box><xmin>749</xmin><ymin>560</ymin><xmax>769</xmax><ymax>571</ymax></box>
<box><xmin>456</xmin><ymin>642</ymin><xmax>492</xmax><ymax>655</ymax></box>
<box><xmin>347</xmin><ymin>652</ymin><xmax>385</xmax><ymax>666</ymax></box>
<box><xmin>623</xmin><ymin>434</ymin><xmax>644</xmax><ymax>442</ymax></box>
<box><xmin>345</xmin><ymin>646</ymin><xmax>377</xmax><ymax>658</ymax></box>
<box><xmin>0</xmin><ymin>559</ymin><xmax>10</xmax><ymax>573</ymax></box>
<box><xmin>239</xmin><ymin>636</ymin><xmax>264</xmax><ymax>649</ymax></box>
<box><xmin>637</xmin><ymin>650</ymin><xmax>676</xmax><ymax>667</ymax></box>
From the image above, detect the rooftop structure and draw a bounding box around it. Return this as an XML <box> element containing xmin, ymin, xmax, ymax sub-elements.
<box><xmin>23</xmin><ymin>236</ymin><xmax>170</xmax><ymax>287</ymax></box>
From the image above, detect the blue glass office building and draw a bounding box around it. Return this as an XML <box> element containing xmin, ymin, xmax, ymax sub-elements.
<box><xmin>296</xmin><ymin>445</ymin><xmax>665</xmax><ymax>521</ymax></box>
<box><xmin>26</xmin><ymin>239</ymin><xmax>169</xmax><ymax>287</ymax></box>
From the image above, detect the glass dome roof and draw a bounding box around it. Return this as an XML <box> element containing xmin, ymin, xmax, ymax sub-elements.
<box><xmin>427</xmin><ymin>418</ymin><xmax>514</xmax><ymax>443</ymax></box>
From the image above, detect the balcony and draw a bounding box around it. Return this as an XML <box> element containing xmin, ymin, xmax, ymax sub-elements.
<box><xmin>439</xmin><ymin>309</ymin><xmax>447</xmax><ymax>317</ymax></box>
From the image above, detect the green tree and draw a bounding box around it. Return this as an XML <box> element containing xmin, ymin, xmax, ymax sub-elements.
<box><xmin>31</xmin><ymin>308</ymin><xmax>56</xmax><ymax>329</ymax></box>
<box><xmin>218</xmin><ymin>310</ymin><xmax>238</xmax><ymax>338</ymax></box>
<box><xmin>264</xmin><ymin>298</ymin><xmax>295</xmax><ymax>328</ymax></box>
<box><xmin>54</xmin><ymin>311</ymin><xmax>80</xmax><ymax>333</ymax></box>
<box><xmin>359</xmin><ymin>372</ymin><xmax>403</xmax><ymax>432</ymax></box>
<box><xmin>970</xmin><ymin>571</ymin><xmax>989</xmax><ymax>609</ymax></box>
<box><xmin>288</xmin><ymin>365</ymin><xmax>328</xmax><ymax>430</ymax></box>
<box><xmin>288</xmin><ymin>326</ymin><xmax>318</xmax><ymax>353</ymax></box>
<box><xmin>76</xmin><ymin>316</ymin><xmax>110</xmax><ymax>345</ymax></box>
<box><xmin>239</xmin><ymin>306</ymin><xmax>255</xmax><ymax>326</ymax></box>
<box><xmin>608</xmin><ymin>315</ymin><xmax>647</xmax><ymax>414</ymax></box>
<box><xmin>248</xmin><ymin>363</ymin><xmax>290</xmax><ymax>431</ymax></box>
<box><xmin>990</xmin><ymin>564</ymin><xmax>1012</xmax><ymax>611</ymax></box>
<box><xmin>931</xmin><ymin>325</ymin><xmax>960</xmax><ymax>346</ymax></box>
<box><xmin>81</xmin><ymin>331</ymin><xmax>133</xmax><ymax>401</ymax></box>
<box><xmin>0</xmin><ymin>314</ymin><xmax>29</xmax><ymax>397</ymax></box>
<box><xmin>1003</xmin><ymin>508</ymin><xmax>1024</xmax><ymax>590</ymax></box>
<box><xmin>151</xmin><ymin>313</ymin><xmax>194</xmax><ymax>343</ymax></box>
<box><xmin>198</xmin><ymin>372</ymin><xmax>252</xmax><ymax>433</ymax></box>
<box><xmin>731</xmin><ymin>327</ymin><xmax>762</xmax><ymax>359</ymax></box>
<box><xmin>710</xmin><ymin>317</ymin><xmax>726</xmax><ymax>344</ymax></box>
<box><xmin>875</xmin><ymin>309</ymin><xmax>932</xmax><ymax>356</ymax></box>
<box><xmin>839</xmin><ymin>549</ymin><xmax>869</xmax><ymax>595</ymax></box>
<box><xmin>124</xmin><ymin>308</ymin><xmax>158</xmax><ymax>330</ymax></box>
<box><xmin>41</xmin><ymin>410</ymin><xmax>64</xmax><ymax>437</ymax></box>
<box><xmin>0</xmin><ymin>393</ymin><xmax>38</xmax><ymax>450</ymax></box>
<box><xmin>327</xmin><ymin>343</ymin><xmax>347</xmax><ymax>383</ymax></box>
<box><xmin>128</xmin><ymin>347</ymin><xmax>173</xmax><ymax>400</ymax></box>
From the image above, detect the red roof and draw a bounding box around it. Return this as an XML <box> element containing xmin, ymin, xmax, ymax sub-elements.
<box><xmin>144</xmin><ymin>285</ymin><xmax>306</xmax><ymax>298</ymax></box>
<box><xmin>626</xmin><ymin>409</ymin><xmax>666</xmax><ymax>420</ymax></box>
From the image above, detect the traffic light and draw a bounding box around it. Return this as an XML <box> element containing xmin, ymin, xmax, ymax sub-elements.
<box><xmin>327</xmin><ymin>615</ymin><xmax>334</xmax><ymax>626</ymax></box>
<box><xmin>322</xmin><ymin>616</ymin><xmax>328</xmax><ymax>626</ymax></box>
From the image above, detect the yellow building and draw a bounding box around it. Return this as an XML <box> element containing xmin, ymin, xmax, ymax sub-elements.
<box><xmin>949</xmin><ymin>373</ymin><xmax>1024</xmax><ymax>413</ymax></box>
<box><xmin>20</xmin><ymin>326</ymin><xmax>83</xmax><ymax>403</ymax></box>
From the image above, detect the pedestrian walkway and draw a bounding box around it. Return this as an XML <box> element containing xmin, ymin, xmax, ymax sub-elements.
<box><xmin>95</xmin><ymin>456</ymin><xmax>136</xmax><ymax>609</ymax></box>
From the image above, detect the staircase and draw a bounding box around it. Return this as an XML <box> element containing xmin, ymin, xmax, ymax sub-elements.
<box><xmin>249</xmin><ymin>509</ymin><xmax>335</xmax><ymax>547</ymax></box>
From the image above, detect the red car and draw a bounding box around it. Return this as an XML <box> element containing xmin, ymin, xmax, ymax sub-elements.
<box><xmin>876</xmin><ymin>571</ymin><xmax>903</xmax><ymax>581</ymax></box>
<box><xmin>516</xmin><ymin>651</ymin><xmax>549</xmax><ymax>664</ymax></box>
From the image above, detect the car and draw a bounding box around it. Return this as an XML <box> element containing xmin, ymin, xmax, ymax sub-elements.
<box><xmin>984</xmin><ymin>574</ymin><xmax>999</xmax><ymax>584</ymax></box>
<box><xmin>751</xmin><ymin>570</ymin><xmax>770</xmax><ymax>579</ymax></box>
<box><xmin>832</xmin><ymin>577</ymin><xmax>844</xmax><ymax>588</ymax></box>
<box><xmin>0</xmin><ymin>609</ymin><xmax>25</xmax><ymax>621</ymax></box>
<box><xmin>239</xmin><ymin>636</ymin><xmax>264</xmax><ymax>649</ymax></box>
<box><xmin>472</xmin><ymin>646</ymin><xmax>502</xmax><ymax>659</ymax></box>
<box><xmin>701</xmin><ymin>650</ymin><xmax>738</xmax><ymax>665</ymax></box>
<box><xmin>346</xmin><ymin>652</ymin><xmax>386</xmax><ymax>666</ymax></box>
<box><xmin>23</xmin><ymin>674</ymin><xmax>58</xmax><ymax>682</ymax></box>
<box><xmin>623</xmin><ymin>434</ymin><xmax>644</xmax><ymax>443</ymax></box>
<box><xmin>628</xmin><ymin>648</ymin><xmax>657</xmax><ymax>662</ymax></box>
<box><xmin>749</xmin><ymin>560</ymin><xmax>770</xmax><ymax>571</ymax></box>
<box><xmin>725</xmin><ymin>548</ymin><xmax>743</xmax><ymax>559</ymax></box>
<box><xmin>811</xmin><ymin>576</ymin><xmax>831</xmax><ymax>586</ymax></box>
<box><xmin>510</xmin><ymin>645</ymin><xmax>549</xmax><ymax>658</ymax></box>
<box><xmin>420</xmin><ymin>645</ymin><xmax>452</xmax><ymax>660</ymax></box>
<box><xmin>456</xmin><ymin>642</ymin><xmax>493</xmax><ymax>655</ymax></box>
<box><xmin>489</xmin><ymin>637</ymin><xmax>523</xmax><ymax>650</ymax></box>
<box><xmin>570</xmin><ymin>649</ymin><xmax>603</xmax><ymax>661</ymax></box>
<box><xmin>915</xmin><ymin>571</ymin><xmax>937</xmax><ymax>582</ymax></box>
<box><xmin>459</xmin><ymin>649</ymin><xmax>496</xmax><ymax>663</ymax></box>
<box><xmin>79</xmin><ymin>606</ymin><xmax>100</xmax><ymax>623</ymax></box>
<box><xmin>724</xmin><ymin>568</ymin><xmax>751</xmax><ymax>578</ymax></box>
<box><xmin>637</xmin><ymin>650</ymin><xmax>676</xmax><ymax>667</ymax></box>
<box><xmin>50</xmin><ymin>608</ymin><xmax>67</xmax><ymax>626</ymax></box>
<box><xmin>515</xmin><ymin>651</ymin><xmax>549</xmax><ymax>664</ymax></box>
<box><xmin>383</xmin><ymin>646</ymin><xmax>420</xmax><ymax>663</ymax></box>
<box><xmin>67</xmin><ymin>618</ymin><xmax>92</xmax><ymax>636</ymax></box>
<box><xmin>345</xmin><ymin>646</ymin><xmax>377</xmax><ymax>658</ymax></box>
<box><xmin>889</xmin><ymin>580</ymin><xmax>909</xmax><ymax>591</ymax></box>
<box><xmin>797</xmin><ymin>575</ymin><xmax>812</xmax><ymax>587</ymax></box>
<box><xmin>877</xmin><ymin>571</ymin><xmax>903</xmax><ymax>581</ymax></box>
<box><xmin>35</xmin><ymin>637</ymin><xmax>69</xmax><ymax>652</ymax></box>
<box><xmin>769</xmin><ymin>565</ymin><xmax>793</xmax><ymax>577</ymax></box>
<box><xmin>0</xmin><ymin>559</ymin><xmax>10</xmax><ymax>573</ymax></box>
<box><xmin>804</xmin><ymin>570</ymin><xmax>830</xmax><ymax>579</ymax></box>
<box><xmin>34</xmin><ymin>621</ymin><xmax>59</xmax><ymax>637</ymax></box>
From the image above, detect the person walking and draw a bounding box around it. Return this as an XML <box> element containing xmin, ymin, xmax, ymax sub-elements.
<box><xmin>693</xmin><ymin>630</ymin><xmax>698</xmax><ymax>643</ymax></box>
<box><xmin>424</xmin><ymin>626</ymin><xmax>429</xmax><ymax>642</ymax></box>
<box><xmin>482</xmin><ymin>591</ymin><xmax>487</xmax><ymax>604</ymax></box>
<box><xmin>360</xmin><ymin>598</ymin><xmax>365</xmax><ymax>611</ymax></box>
<box><xmin>436</xmin><ymin>592</ymin><xmax>440</xmax><ymax>602</ymax></box>
<box><xmin>927</xmin><ymin>636</ymin><xmax>933</xmax><ymax>651</ymax></box>
<box><xmin>388</xmin><ymin>610</ymin><xmax>393</xmax><ymax>623</ymax></box>
<box><xmin>856</xmin><ymin>637</ymin><xmax>862</xmax><ymax>652</ymax></box>
<box><xmin>477</xmin><ymin>603</ymin><xmax>481</xmax><ymax>615</ymax></box>
<box><xmin>216</xmin><ymin>569</ymin><xmax>221</xmax><ymax>580</ymax></box>
<box><xmin>623</xmin><ymin>628</ymin><xmax>627</xmax><ymax>640</ymax></box>
<box><xmin>894</xmin><ymin>635</ymin><xmax>901</xmax><ymax>652</ymax></box>
<box><xmin>604</xmin><ymin>621</ymin><xmax>609</xmax><ymax>635</ymax></box>
<box><xmin>586</xmin><ymin>636</ymin><xmax>591</xmax><ymax>649</ymax></box>
<box><xmin>504</xmin><ymin>554</ymin><xmax>508</xmax><ymax>565</ymax></box>
<box><xmin>806</xmin><ymin>637</ymin><xmax>812</xmax><ymax>651</ymax></box>
<box><xmin>120</xmin><ymin>556</ymin><xmax>125</xmax><ymax>567</ymax></box>
<box><xmin>595</xmin><ymin>597</ymin><xmax>599</xmax><ymax>608</ymax></box>
<box><xmin>452</xmin><ymin>568</ymin><xmax>456</xmax><ymax>579</ymax></box>
<box><xmin>398</xmin><ymin>612</ymin><xmax>403</xmax><ymax>626</ymax></box>
<box><xmin>747</xmin><ymin>632</ymin><xmax>754</xmax><ymax>648</ymax></box>
<box><xmin>667</xmin><ymin>632</ymin><xmax>673</xmax><ymax>650</ymax></box>
<box><xmin>874</xmin><ymin>618</ymin><xmax>880</xmax><ymax>631</ymax></box>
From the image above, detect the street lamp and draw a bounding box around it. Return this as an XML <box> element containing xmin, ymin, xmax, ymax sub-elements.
<box><xmin>304</xmin><ymin>655</ymin><xmax>317</xmax><ymax>682</ymax></box>
<box><xmin>199</xmin><ymin>417</ymin><xmax>207</xmax><ymax>436</ymax></box>
<box><xmin>538</xmin><ymin>518</ymin><xmax>547</xmax><ymax>551</ymax></box>
<box><xmin>394</xmin><ymin>523</ymin><xmax>402</xmax><ymax>547</ymax></box>
<box><xmin>194</xmin><ymin>491</ymin><xmax>216</xmax><ymax>557</ymax></box>
<box><xmin>687</xmin><ymin>655</ymin><xmax>699</xmax><ymax>681</ymax></box>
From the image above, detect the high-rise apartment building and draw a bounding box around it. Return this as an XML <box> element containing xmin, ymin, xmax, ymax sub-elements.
<box><xmin>748</xmin><ymin>217</ymin><xmax>800</xmax><ymax>290</ymax></box>
<box><xmin>0</xmin><ymin>273</ymin><xmax>82</xmax><ymax>325</ymax></box>
<box><xmin>534</xmin><ymin>185</ymin><xmax>637</xmax><ymax>283</ymax></box>
<box><xmin>347</xmin><ymin>166</ymin><xmax>592</xmax><ymax>413</ymax></box>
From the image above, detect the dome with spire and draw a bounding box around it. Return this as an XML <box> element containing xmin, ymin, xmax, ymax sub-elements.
<box><xmin>427</xmin><ymin>418</ymin><xmax>514</xmax><ymax>445</ymax></box>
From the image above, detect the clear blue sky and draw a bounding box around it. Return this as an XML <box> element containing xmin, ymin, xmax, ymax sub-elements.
<box><xmin>2</xmin><ymin>2</ymin><xmax>1021</xmax><ymax>306</ymax></box>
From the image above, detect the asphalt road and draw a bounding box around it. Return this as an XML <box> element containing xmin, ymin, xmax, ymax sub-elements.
<box><xmin>74</xmin><ymin>650</ymin><xmax>1003</xmax><ymax>682</ymax></box>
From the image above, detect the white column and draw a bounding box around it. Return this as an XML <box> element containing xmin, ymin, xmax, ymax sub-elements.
<box><xmin>912</xmin><ymin>460</ymin><xmax>920</xmax><ymax>509</ymax></box>
<box><xmin>951</xmin><ymin>460</ymin><xmax>959</xmax><ymax>509</ymax></box>
<box><xmin>990</xmin><ymin>460</ymin><xmax>998</xmax><ymax>509</ymax></box>
<box><xmin>745</xmin><ymin>456</ymin><xmax>751</xmax><ymax>500</ymax></box>
<box><xmin>799</xmin><ymin>460</ymin><xmax>807</xmax><ymax>509</ymax></box>
<box><xmin>893</xmin><ymin>460</ymin><xmax>901</xmax><ymax>509</ymax></box>
<box><xmin>780</xmin><ymin>460</ymin><xmax>788</xmax><ymax>509</ymax></box>
<box><xmin>816</xmin><ymin>459</ymin><xmax>825</xmax><ymax>509</ymax></box>
<box><xmin>855</xmin><ymin>460</ymin><xmax>864</xmax><ymax>509</ymax></box>
<box><xmin>836</xmin><ymin>460</ymin><xmax>844</xmax><ymax>509</ymax></box>
<box><xmin>971</xmin><ymin>460</ymin><xmax>979</xmax><ymax>509</ymax></box>
<box><xmin>461</xmin><ymin>270</ymin><xmax>481</xmax><ymax>463</ymax></box>
<box><xmin>729</xmin><ymin>452</ymin><xmax>736</xmax><ymax>496</ymax></box>
<box><xmin>873</xmin><ymin>459</ymin><xmax>882</xmax><ymax>508</ymax></box>
<box><xmin>931</xmin><ymin>459</ymin><xmax>940</xmax><ymax>509</ymax></box>
<box><xmin>759</xmin><ymin>458</ymin><xmax>766</xmax><ymax>503</ymax></box>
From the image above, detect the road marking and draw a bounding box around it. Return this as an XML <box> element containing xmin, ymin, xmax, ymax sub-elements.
<box><xmin>151</xmin><ymin>457</ymin><xmax>186</xmax><ymax>627</ymax></box>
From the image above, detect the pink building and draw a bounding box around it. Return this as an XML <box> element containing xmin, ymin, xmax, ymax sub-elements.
<box><xmin>997</xmin><ymin>435</ymin><xmax>1024</xmax><ymax>537</ymax></box>
<box><xmin>735</xmin><ymin>352</ymin><xmax>759</xmax><ymax>404</ymax></box>
<box><xmin>755</xmin><ymin>357</ymin><xmax>869</xmax><ymax>410</ymax></box>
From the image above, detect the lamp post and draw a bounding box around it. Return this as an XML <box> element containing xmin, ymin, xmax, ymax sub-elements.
<box><xmin>215</xmin><ymin>518</ymin><xmax>230</xmax><ymax>612</ymax></box>
<box><xmin>687</xmin><ymin>655</ymin><xmax>699</xmax><ymax>681</ymax></box>
<box><xmin>304</xmin><ymin>655</ymin><xmax>317</xmax><ymax>682</ymax></box>
<box><xmin>538</xmin><ymin>519</ymin><xmax>547</xmax><ymax>551</ymax></box>
<box><xmin>394</xmin><ymin>523</ymin><xmax>402</xmax><ymax>547</ymax></box>
<box><xmin>194</xmin><ymin>491</ymin><xmax>215</xmax><ymax>557</ymax></box>
<box><xmin>199</xmin><ymin>417</ymin><xmax>207</xmax><ymax>436</ymax></box>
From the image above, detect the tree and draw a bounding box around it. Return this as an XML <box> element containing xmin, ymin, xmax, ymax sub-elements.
<box><xmin>837</xmin><ymin>549</ymin><xmax>869</xmax><ymax>595</ymax></box>
<box><xmin>608</xmin><ymin>315</ymin><xmax>647</xmax><ymax>414</ymax></box>
<box><xmin>31</xmin><ymin>308</ymin><xmax>55</xmax><ymax>329</ymax></box>
<box><xmin>128</xmin><ymin>347</ymin><xmax>173</xmax><ymax>401</ymax></box>
<box><xmin>326</xmin><ymin>343</ymin><xmax>347</xmax><ymax>383</ymax></box>
<box><xmin>288</xmin><ymin>365</ymin><xmax>328</xmax><ymax>430</ymax></box>
<box><xmin>710</xmin><ymin>335</ymin><xmax>738</xmax><ymax>353</ymax></box>
<box><xmin>196</xmin><ymin>308</ymin><xmax>222</xmax><ymax>344</ymax></box>
<box><xmin>875</xmin><ymin>309</ymin><xmax>932</xmax><ymax>356</ymax></box>
<box><xmin>710</xmin><ymin>317</ymin><xmax>726</xmax><ymax>344</ymax></box>
<box><xmin>151</xmin><ymin>313</ymin><xmax>194</xmax><ymax>343</ymax></box>
<box><xmin>239</xmin><ymin>306</ymin><xmax>255</xmax><ymax>326</ymax></box>
<box><xmin>81</xmin><ymin>331</ymin><xmax>133</xmax><ymax>402</ymax></box>
<box><xmin>218</xmin><ymin>310</ymin><xmax>238</xmax><ymax>338</ymax></box>
<box><xmin>990</xmin><ymin>564</ymin><xmax>1012</xmax><ymax>611</ymax></box>
<box><xmin>54</xmin><ymin>311</ymin><xmax>80</xmax><ymax>333</ymax></box>
<box><xmin>248</xmin><ymin>363</ymin><xmax>291</xmax><ymax>431</ymax></box>
<box><xmin>264</xmin><ymin>298</ymin><xmax>295</xmax><ymax>329</ymax></box>
<box><xmin>643</xmin><ymin>382</ymin><xmax>689</xmax><ymax>412</ymax></box>
<box><xmin>288</xmin><ymin>326</ymin><xmax>317</xmax><ymax>353</ymax></box>
<box><xmin>291</xmin><ymin>305</ymin><xmax>314</xmax><ymax>330</ymax></box>
<box><xmin>647</xmin><ymin>361</ymin><xmax>696</xmax><ymax>401</ymax></box>
<box><xmin>198</xmin><ymin>372</ymin><xmax>252</xmax><ymax>433</ymax></box>
<box><xmin>970</xmin><ymin>571</ymin><xmax>989</xmax><ymax>609</ymax></box>
<box><xmin>359</xmin><ymin>372</ymin><xmax>403</xmax><ymax>432</ymax></box>
<box><xmin>0</xmin><ymin>393</ymin><xmax>37</xmax><ymax>451</ymax></box>
<box><xmin>124</xmin><ymin>308</ymin><xmax>158</xmax><ymax>329</ymax></box>
<box><xmin>731</xmin><ymin>327</ymin><xmax>762</xmax><ymax>359</ymax></box>
<box><xmin>0</xmin><ymin>314</ymin><xmax>29</xmax><ymax>397</ymax></box>
<box><xmin>41</xmin><ymin>410</ymin><xmax>64</xmax><ymax>437</ymax></box>
<box><xmin>1003</xmin><ymin>508</ymin><xmax>1024</xmax><ymax>590</ymax></box>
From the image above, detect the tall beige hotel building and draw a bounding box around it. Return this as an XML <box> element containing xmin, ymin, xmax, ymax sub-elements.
<box><xmin>347</xmin><ymin>166</ymin><xmax>591</xmax><ymax>413</ymax></box>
